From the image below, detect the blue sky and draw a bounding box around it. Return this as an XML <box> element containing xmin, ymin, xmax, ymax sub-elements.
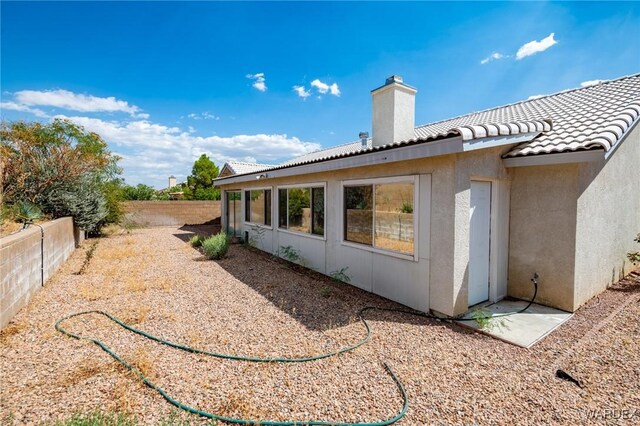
<box><xmin>2</xmin><ymin>1</ymin><xmax>639</xmax><ymax>188</ymax></box>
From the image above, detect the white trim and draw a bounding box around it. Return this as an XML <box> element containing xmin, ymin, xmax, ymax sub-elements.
<box><xmin>243</xmin><ymin>186</ymin><xmax>274</xmax><ymax>229</ymax></box>
<box><xmin>462</xmin><ymin>132</ymin><xmax>540</xmax><ymax>151</ymax></box>
<box><xmin>276</xmin><ymin>182</ymin><xmax>327</xmax><ymax>241</ymax></box>
<box><xmin>215</xmin><ymin>132</ymin><xmax>544</xmax><ymax>186</ymax></box>
<box><xmin>503</xmin><ymin>150</ymin><xmax>604</xmax><ymax>167</ymax></box>
<box><xmin>339</xmin><ymin>175</ymin><xmax>419</xmax><ymax>261</ymax></box>
<box><xmin>215</xmin><ymin>136</ymin><xmax>464</xmax><ymax>186</ymax></box>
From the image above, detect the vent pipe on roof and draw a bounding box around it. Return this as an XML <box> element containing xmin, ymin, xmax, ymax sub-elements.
<box><xmin>359</xmin><ymin>131</ymin><xmax>369</xmax><ymax>148</ymax></box>
<box><xmin>371</xmin><ymin>75</ymin><xmax>417</xmax><ymax>147</ymax></box>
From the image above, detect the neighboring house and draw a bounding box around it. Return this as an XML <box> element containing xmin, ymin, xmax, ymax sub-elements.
<box><xmin>214</xmin><ymin>74</ymin><xmax>640</xmax><ymax>316</ymax></box>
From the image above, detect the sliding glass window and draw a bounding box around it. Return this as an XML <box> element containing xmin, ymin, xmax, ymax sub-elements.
<box><xmin>244</xmin><ymin>189</ymin><xmax>271</xmax><ymax>226</ymax></box>
<box><xmin>344</xmin><ymin>179</ymin><xmax>415</xmax><ymax>255</ymax></box>
<box><xmin>278</xmin><ymin>185</ymin><xmax>325</xmax><ymax>236</ymax></box>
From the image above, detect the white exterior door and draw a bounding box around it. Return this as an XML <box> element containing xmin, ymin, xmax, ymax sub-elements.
<box><xmin>469</xmin><ymin>181</ymin><xmax>492</xmax><ymax>306</ymax></box>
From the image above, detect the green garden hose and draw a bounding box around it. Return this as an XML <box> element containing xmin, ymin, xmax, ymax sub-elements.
<box><xmin>55</xmin><ymin>275</ymin><xmax>538</xmax><ymax>425</ymax></box>
<box><xmin>55</xmin><ymin>308</ymin><xmax>408</xmax><ymax>425</ymax></box>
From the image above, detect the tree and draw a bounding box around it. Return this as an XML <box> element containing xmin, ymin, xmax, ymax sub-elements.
<box><xmin>1</xmin><ymin>119</ymin><xmax>121</xmax><ymax>231</ymax></box>
<box><xmin>185</xmin><ymin>154</ymin><xmax>220</xmax><ymax>200</ymax></box>
<box><xmin>122</xmin><ymin>183</ymin><xmax>156</xmax><ymax>200</ymax></box>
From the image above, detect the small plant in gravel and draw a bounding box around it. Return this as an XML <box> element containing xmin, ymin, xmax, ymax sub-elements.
<box><xmin>319</xmin><ymin>286</ymin><xmax>333</xmax><ymax>298</ymax></box>
<box><xmin>189</xmin><ymin>234</ymin><xmax>204</xmax><ymax>248</ymax></box>
<box><xmin>627</xmin><ymin>233</ymin><xmax>640</xmax><ymax>265</ymax></box>
<box><xmin>279</xmin><ymin>245</ymin><xmax>309</xmax><ymax>267</ymax></box>
<box><xmin>76</xmin><ymin>240</ymin><xmax>99</xmax><ymax>275</ymax></box>
<box><xmin>329</xmin><ymin>267</ymin><xmax>351</xmax><ymax>283</ymax></box>
<box><xmin>202</xmin><ymin>232</ymin><xmax>230</xmax><ymax>259</ymax></box>
<box><xmin>52</xmin><ymin>410</ymin><xmax>137</xmax><ymax>426</ymax></box>
<box><xmin>469</xmin><ymin>306</ymin><xmax>507</xmax><ymax>331</ymax></box>
<box><xmin>247</xmin><ymin>224</ymin><xmax>266</xmax><ymax>249</ymax></box>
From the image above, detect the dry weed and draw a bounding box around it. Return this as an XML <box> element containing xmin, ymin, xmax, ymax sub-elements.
<box><xmin>0</xmin><ymin>322</ymin><xmax>26</xmax><ymax>343</ymax></box>
<box><xmin>220</xmin><ymin>392</ymin><xmax>270</xmax><ymax>419</ymax></box>
<box><xmin>124</xmin><ymin>237</ymin><xmax>135</xmax><ymax>245</ymax></box>
<box><xmin>149</xmin><ymin>277</ymin><xmax>173</xmax><ymax>292</ymax></box>
<box><xmin>75</xmin><ymin>280</ymin><xmax>119</xmax><ymax>301</ymax></box>
<box><xmin>117</xmin><ymin>305</ymin><xmax>150</xmax><ymax>325</ymax></box>
<box><xmin>124</xmin><ymin>276</ymin><xmax>147</xmax><ymax>293</ymax></box>
<box><xmin>128</xmin><ymin>347</ymin><xmax>155</xmax><ymax>380</ymax></box>
<box><xmin>99</xmin><ymin>246</ymin><xmax>135</xmax><ymax>261</ymax></box>
<box><xmin>58</xmin><ymin>359</ymin><xmax>113</xmax><ymax>387</ymax></box>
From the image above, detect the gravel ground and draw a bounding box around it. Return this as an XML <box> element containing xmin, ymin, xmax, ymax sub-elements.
<box><xmin>1</xmin><ymin>226</ymin><xmax>639</xmax><ymax>425</ymax></box>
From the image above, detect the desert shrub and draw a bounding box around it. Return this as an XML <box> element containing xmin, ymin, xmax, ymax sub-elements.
<box><xmin>1</xmin><ymin>119</ymin><xmax>121</xmax><ymax>232</ymax></box>
<box><xmin>628</xmin><ymin>233</ymin><xmax>640</xmax><ymax>265</ymax></box>
<box><xmin>40</xmin><ymin>175</ymin><xmax>108</xmax><ymax>232</ymax></box>
<box><xmin>189</xmin><ymin>235</ymin><xmax>204</xmax><ymax>247</ymax></box>
<box><xmin>201</xmin><ymin>233</ymin><xmax>230</xmax><ymax>259</ymax></box>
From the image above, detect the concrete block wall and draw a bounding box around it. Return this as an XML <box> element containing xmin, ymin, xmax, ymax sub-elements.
<box><xmin>1</xmin><ymin>217</ymin><xmax>80</xmax><ymax>329</ymax></box>
<box><xmin>123</xmin><ymin>201</ymin><xmax>221</xmax><ymax>227</ymax></box>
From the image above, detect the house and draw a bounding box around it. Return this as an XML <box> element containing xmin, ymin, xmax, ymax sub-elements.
<box><xmin>214</xmin><ymin>74</ymin><xmax>640</xmax><ymax>317</ymax></box>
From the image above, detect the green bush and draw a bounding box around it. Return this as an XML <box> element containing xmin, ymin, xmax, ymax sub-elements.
<box><xmin>201</xmin><ymin>233</ymin><xmax>230</xmax><ymax>259</ymax></box>
<box><xmin>628</xmin><ymin>233</ymin><xmax>640</xmax><ymax>265</ymax></box>
<box><xmin>189</xmin><ymin>235</ymin><xmax>204</xmax><ymax>247</ymax></box>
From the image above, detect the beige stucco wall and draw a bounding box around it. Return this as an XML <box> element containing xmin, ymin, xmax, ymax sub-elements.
<box><xmin>574</xmin><ymin>125</ymin><xmax>640</xmax><ymax>308</ymax></box>
<box><xmin>508</xmin><ymin>164</ymin><xmax>578</xmax><ymax>311</ymax></box>
<box><xmin>218</xmin><ymin>145</ymin><xmax>513</xmax><ymax>316</ymax></box>
<box><xmin>123</xmin><ymin>201</ymin><xmax>221</xmax><ymax>227</ymax></box>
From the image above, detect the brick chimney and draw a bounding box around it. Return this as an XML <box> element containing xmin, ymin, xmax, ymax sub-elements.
<box><xmin>371</xmin><ymin>75</ymin><xmax>417</xmax><ymax>147</ymax></box>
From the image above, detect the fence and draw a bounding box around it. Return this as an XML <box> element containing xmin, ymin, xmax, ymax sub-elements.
<box><xmin>122</xmin><ymin>201</ymin><xmax>221</xmax><ymax>227</ymax></box>
<box><xmin>1</xmin><ymin>217</ymin><xmax>82</xmax><ymax>329</ymax></box>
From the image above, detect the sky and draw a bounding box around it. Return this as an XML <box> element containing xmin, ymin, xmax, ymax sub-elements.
<box><xmin>1</xmin><ymin>1</ymin><xmax>639</xmax><ymax>188</ymax></box>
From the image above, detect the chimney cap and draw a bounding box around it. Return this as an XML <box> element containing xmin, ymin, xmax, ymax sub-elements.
<box><xmin>371</xmin><ymin>75</ymin><xmax>417</xmax><ymax>94</ymax></box>
<box><xmin>386</xmin><ymin>75</ymin><xmax>403</xmax><ymax>84</ymax></box>
<box><xmin>359</xmin><ymin>131</ymin><xmax>369</xmax><ymax>139</ymax></box>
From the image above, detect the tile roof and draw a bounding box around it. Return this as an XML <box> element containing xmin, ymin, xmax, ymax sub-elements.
<box><xmin>415</xmin><ymin>73</ymin><xmax>640</xmax><ymax>157</ymax></box>
<box><xmin>222</xmin><ymin>161</ymin><xmax>275</xmax><ymax>176</ymax></box>
<box><xmin>219</xmin><ymin>73</ymin><xmax>640</xmax><ymax>177</ymax></box>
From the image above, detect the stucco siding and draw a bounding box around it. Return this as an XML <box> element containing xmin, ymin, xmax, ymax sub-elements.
<box><xmin>219</xmin><ymin>146</ymin><xmax>512</xmax><ymax>316</ymax></box>
<box><xmin>574</xmin><ymin>125</ymin><xmax>640</xmax><ymax>308</ymax></box>
<box><xmin>508</xmin><ymin>164</ymin><xmax>578</xmax><ymax>311</ymax></box>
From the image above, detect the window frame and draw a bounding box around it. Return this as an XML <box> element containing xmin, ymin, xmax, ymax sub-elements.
<box><xmin>276</xmin><ymin>182</ymin><xmax>327</xmax><ymax>241</ymax></box>
<box><xmin>243</xmin><ymin>186</ymin><xmax>273</xmax><ymax>229</ymax></box>
<box><xmin>340</xmin><ymin>175</ymin><xmax>419</xmax><ymax>261</ymax></box>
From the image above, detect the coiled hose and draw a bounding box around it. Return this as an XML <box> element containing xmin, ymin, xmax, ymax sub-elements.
<box><xmin>55</xmin><ymin>275</ymin><xmax>538</xmax><ymax>425</ymax></box>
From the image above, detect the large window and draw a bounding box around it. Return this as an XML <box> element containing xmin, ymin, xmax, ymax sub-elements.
<box><xmin>344</xmin><ymin>179</ymin><xmax>415</xmax><ymax>255</ymax></box>
<box><xmin>278</xmin><ymin>185</ymin><xmax>324</xmax><ymax>236</ymax></box>
<box><xmin>245</xmin><ymin>189</ymin><xmax>271</xmax><ymax>226</ymax></box>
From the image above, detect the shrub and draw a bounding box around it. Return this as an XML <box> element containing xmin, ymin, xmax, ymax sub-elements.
<box><xmin>189</xmin><ymin>235</ymin><xmax>204</xmax><ymax>247</ymax></box>
<box><xmin>202</xmin><ymin>233</ymin><xmax>230</xmax><ymax>259</ymax></box>
<box><xmin>628</xmin><ymin>233</ymin><xmax>640</xmax><ymax>265</ymax></box>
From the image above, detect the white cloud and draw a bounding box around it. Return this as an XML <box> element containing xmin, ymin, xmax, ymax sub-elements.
<box><xmin>13</xmin><ymin>89</ymin><xmax>147</xmax><ymax>117</ymax></box>
<box><xmin>55</xmin><ymin>115</ymin><xmax>320</xmax><ymax>187</ymax></box>
<box><xmin>293</xmin><ymin>85</ymin><xmax>311</xmax><ymax>99</ymax></box>
<box><xmin>480</xmin><ymin>52</ymin><xmax>505</xmax><ymax>65</ymax></box>
<box><xmin>246</xmin><ymin>73</ymin><xmax>267</xmax><ymax>92</ymax></box>
<box><xmin>0</xmin><ymin>101</ymin><xmax>49</xmax><ymax>118</ymax></box>
<box><xmin>311</xmin><ymin>79</ymin><xmax>329</xmax><ymax>94</ymax></box>
<box><xmin>516</xmin><ymin>33</ymin><xmax>558</xmax><ymax>60</ymax></box>
<box><xmin>580</xmin><ymin>79</ymin><xmax>606</xmax><ymax>87</ymax></box>
<box><xmin>188</xmin><ymin>111</ymin><xmax>220</xmax><ymax>120</ymax></box>
<box><xmin>310</xmin><ymin>79</ymin><xmax>340</xmax><ymax>97</ymax></box>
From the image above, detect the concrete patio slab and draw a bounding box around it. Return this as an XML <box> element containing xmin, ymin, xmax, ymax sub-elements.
<box><xmin>456</xmin><ymin>300</ymin><xmax>573</xmax><ymax>348</ymax></box>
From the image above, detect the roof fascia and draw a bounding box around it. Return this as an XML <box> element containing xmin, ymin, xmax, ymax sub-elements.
<box><xmin>502</xmin><ymin>149</ymin><xmax>604</xmax><ymax>168</ymax></box>
<box><xmin>215</xmin><ymin>136</ymin><xmax>463</xmax><ymax>186</ymax></box>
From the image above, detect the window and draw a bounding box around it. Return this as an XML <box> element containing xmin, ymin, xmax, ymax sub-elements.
<box><xmin>245</xmin><ymin>189</ymin><xmax>271</xmax><ymax>226</ymax></box>
<box><xmin>278</xmin><ymin>185</ymin><xmax>325</xmax><ymax>236</ymax></box>
<box><xmin>344</xmin><ymin>179</ymin><xmax>415</xmax><ymax>255</ymax></box>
